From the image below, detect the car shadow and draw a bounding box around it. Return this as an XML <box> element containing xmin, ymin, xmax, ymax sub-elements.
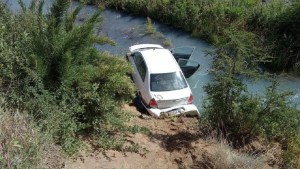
<box><xmin>151</xmin><ymin>131</ymin><xmax>200</xmax><ymax>152</ymax></box>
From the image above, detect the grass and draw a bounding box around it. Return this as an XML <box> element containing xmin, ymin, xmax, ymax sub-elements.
<box><xmin>146</xmin><ymin>17</ymin><xmax>156</xmax><ymax>34</ymax></box>
<box><xmin>211</xmin><ymin>143</ymin><xmax>264</xmax><ymax>169</ymax></box>
<box><xmin>204</xmin><ymin>139</ymin><xmax>265</xmax><ymax>169</ymax></box>
<box><xmin>144</xmin><ymin>17</ymin><xmax>172</xmax><ymax>47</ymax></box>
<box><xmin>0</xmin><ymin>103</ymin><xmax>64</xmax><ymax>169</ymax></box>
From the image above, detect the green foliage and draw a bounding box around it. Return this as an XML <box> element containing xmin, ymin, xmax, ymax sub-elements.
<box><xmin>100</xmin><ymin>0</ymin><xmax>298</xmax><ymax>72</ymax></box>
<box><xmin>283</xmin><ymin>139</ymin><xmax>300</xmax><ymax>169</ymax></box>
<box><xmin>24</xmin><ymin>88</ymin><xmax>83</xmax><ymax>155</ymax></box>
<box><xmin>91</xmin><ymin>110</ymin><xmax>150</xmax><ymax>151</ymax></box>
<box><xmin>0</xmin><ymin>0</ymin><xmax>135</xmax><ymax>155</ymax></box>
<box><xmin>73</xmin><ymin>53</ymin><xmax>134</xmax><ymax>130</ymax></box>
<box><xmin>0</xmin><ymin>101</ymin><xmax>52</xmax><ymax>169</ymax></box>
<box><xmin>259</xmin><ymin>82</ymin><xmax>300</xmax><ymax>142</ymax></box>
<box><xmin>203</xmin><ymin>28</ymin><xmax>269</xmax><ymax>140</ymax></box>
<box><xmin>0</xmin><ymin>4</ymin><xmax>37</xmax><ymax>108</ymax></box>
<box><xmin>20</xmin><ymin>0</ymin><xmax>134</xmax><ymax>152</ymax></box>
<box><xmin>128</xmin><ymin>125</ymin><xmax>151</xmax><ymax>136</ymax></box>
<box><xmin>146</xmin><ymin>17</ymin><xmax>155</xmax><ymax>34</ymax></box>
<box><xmin>264</xmin><ymin>2</ymin><xmax>300</xmax><ymax>73</ymax></box>
<box><xmin>203</xmin><ymin>27</ymin><xmax>300</xmax><ymax>167</ymax></box>
<box><xmin>19</xmin><ymin>0</ymin><xmax>112</xmax><ymax>90</ymax></box>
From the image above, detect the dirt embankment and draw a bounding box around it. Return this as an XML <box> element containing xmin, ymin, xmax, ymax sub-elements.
<box><xmin>65</xmin><ymin>104</ymin><xmax>281</xmax><ymax>169</ymax></box>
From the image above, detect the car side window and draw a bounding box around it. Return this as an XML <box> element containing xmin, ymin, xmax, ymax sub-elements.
<box><xmin>133</xmin><ymin>53</ymin><xmax>147</xmax><ymax>81</ymax></box>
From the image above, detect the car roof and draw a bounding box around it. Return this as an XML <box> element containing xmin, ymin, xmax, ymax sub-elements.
<box><xmin>139</xmin><ymin>48</ymin><xmax>180</xmax><ymax>74</ymax></box>
<box><xmin>129</xmin><ymin>44</ymin><xmax>163</xmax><ymax>52</ymax></box>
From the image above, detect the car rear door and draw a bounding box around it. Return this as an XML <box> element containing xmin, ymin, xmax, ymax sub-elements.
<box><xmin>130</xmin><ymin>52</ymin><xmax>147</xmax><ymax>91</ymax></box>
<box><xmin>170</xmin><ymin>46</ymin><xmax>200</xmax><ymax>78</ymax></box>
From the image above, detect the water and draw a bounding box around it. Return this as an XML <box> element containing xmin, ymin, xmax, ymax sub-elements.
<box><xmin>96</xmin><ymin>9</ymin><xmax>214</xmax><ymax>110</ymax></box>
<box><xmin>2</xmin><ymin>0</ymin><xmax>299</xmax><ymax>110</ymax></box>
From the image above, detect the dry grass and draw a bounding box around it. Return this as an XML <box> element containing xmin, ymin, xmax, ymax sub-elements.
<box><xmin>201</xmin><ymin>138</ymin><xmax>265</xmax><ymax>169</ymax></box>
<box><xmin>0</xmin><ymin>105</ymin><xmax>64</xmax><ymax>169</ymax></box>
<box><xmin>212</xmin><ymin>143</ymin><xmax>264</xmax><ymax>169</ymax></box>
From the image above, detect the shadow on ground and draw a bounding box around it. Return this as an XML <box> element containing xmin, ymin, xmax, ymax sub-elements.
<box><xmin>152</xmin><ymin>132</ymin><xmax>200</xmax><ymax>152</ymax></box>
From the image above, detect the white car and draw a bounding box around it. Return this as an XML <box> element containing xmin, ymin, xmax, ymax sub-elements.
<box><xmin>126</xmin><ymin>44</ymin><xmax>200</xmax><ymax>118</ymax></box>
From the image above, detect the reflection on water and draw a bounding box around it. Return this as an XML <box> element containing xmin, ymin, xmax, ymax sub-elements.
<box><xmin>2</xmin><ymin>0</ymin><xmax>299</xmax><ymax>110</ymax></box>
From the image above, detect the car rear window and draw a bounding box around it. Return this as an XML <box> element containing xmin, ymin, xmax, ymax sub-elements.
<box><xmin>150</xmin><ymin>72</ymin><xmax>188</xmax><ymax>91</ymax></box>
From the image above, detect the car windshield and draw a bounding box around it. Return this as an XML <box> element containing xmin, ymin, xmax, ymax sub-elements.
<box><xmin>150</xmin><ymin>72</ymin><xmax>188</xmax><ymax>91</ymax></box>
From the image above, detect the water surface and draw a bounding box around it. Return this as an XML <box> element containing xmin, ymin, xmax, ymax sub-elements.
<box><xmin>2</xmin><ymin>0</ymin><xmax>299</xmax><ymax>110</ymax></box>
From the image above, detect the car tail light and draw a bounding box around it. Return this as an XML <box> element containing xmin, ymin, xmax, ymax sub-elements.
<box><xmin>149</xmin><ymin>98</ymin><xmax>158</xmax><ymax>108</ymax></box>
<box><xmin>188</xmin><ymin>94</ymin><xmax>194</xmax><ymax>104</ymax></box>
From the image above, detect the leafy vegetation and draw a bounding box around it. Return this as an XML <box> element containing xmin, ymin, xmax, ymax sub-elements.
<box><xmin>99</xmin><ymin>0</ymin><xmax>299</xmax><ymax>74</ymax></box>
<box><xmin>203</xmin><ymin>28</ymin><xmax>270</xmax><ymax>141</ymax></box>
<box><xmin>1</xmin><ymin>0</ymin><xmax>300</xmax><ymax>168</ymax></box>
<box><xmin>0</xmin><ymin>104</ymin><xmax>46</xmax><ymax>169</ymax></box>
<box><xmin>0</xmin><ymin>0</ymin><xmax>136</xmax><ymax>158</ymax></box>
<box><xmin>203</xmin><ymin>28</ymin><xmax>300</xmax><ymax>168</ymax></box>
<box><xmin>264</xmin><ymin>2</ymin><xmax>300</xmax><ymax>73</ymax></box>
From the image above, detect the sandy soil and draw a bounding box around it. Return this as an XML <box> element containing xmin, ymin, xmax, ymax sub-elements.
<box><xmin>65</xmin><ymin>104</ymin><xmax>216</xmax><ymax>169</ymax></box>
<box><xmin>65</xmin><ymin>104</ymin><xmax>280</xmax><ymax>169</ymax></box>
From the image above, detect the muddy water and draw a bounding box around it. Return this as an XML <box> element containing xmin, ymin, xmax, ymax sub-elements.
<box><xmin>2</xmin><ymin>0</ymin><xmax>299</xmax><ymax>110</ymax></box>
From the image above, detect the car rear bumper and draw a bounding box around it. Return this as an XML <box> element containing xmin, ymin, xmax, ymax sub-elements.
<box><xmin>146</xmin><ymin>104</ymin><xmax>200</xmax><ymax>118</ymax></box>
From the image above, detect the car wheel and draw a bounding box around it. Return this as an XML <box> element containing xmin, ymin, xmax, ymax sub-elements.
<box><xmin>133</xmin><ymin>93</ymin><xmax>146</xmax><ymax>113</ymax></box>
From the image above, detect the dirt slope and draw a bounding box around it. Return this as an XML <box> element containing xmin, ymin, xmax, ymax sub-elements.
<box><xmin>66</xmin><ymin>104</ymin><xmax>277</xmax><ymax>169</ymax></box>
<box><xmin>65</xmin><ymin>104</ymin><xmax>216</xmax><ymax>169</ymax></box>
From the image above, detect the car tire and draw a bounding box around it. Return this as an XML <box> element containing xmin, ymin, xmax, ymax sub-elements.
<box><xmin>133</xmin><ymin>93</ymin><xmax>146</xmax><ymax>113</ymax></box>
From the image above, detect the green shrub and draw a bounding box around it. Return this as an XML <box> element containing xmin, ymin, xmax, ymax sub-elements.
<box><xmin>21</xmin><ymin>0</ymin><xmax>134</xmax><ymax>153</ymax></box>
<box><xmin>23</xmin><ymin>88</ymin><xmax>83</xmax><ymax>155</ymax></box>
<box><xmin>100</xmin><ymin>0</ymin><xmax>298</xmax><ymax>72</ymax></box>
<box><xmin>264</xmin><ymin>2</ymin><xmax>300</xmax><ymax>73</ymax></box>
<box><xmin>203</xmin><ymin>27</ymin><xmax>300</xmax><ymax>167</ymax></box>
<box><xmin>259</xmin><ymin>82</ymin><xmax>300</xmax><ymax>142</ymax></box>
<box><xmin>0</xmin><ymin>0</ymin><xmax>135</xmax><ymax>155</ymax></box>
<box><xmin>0</xmin><ymin>3</ymin><xmax>37</xmax><ymax>107</ymax></box>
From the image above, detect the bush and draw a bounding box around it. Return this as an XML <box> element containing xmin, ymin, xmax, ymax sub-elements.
<box><xmin>203</xmin><ymin>27</ymin><xmax>300</xmax><ymax>167</ymax></box>
<box><xmin>264</xmin><ymin>2</ymin><xmax>300</xmax><ymax>73</ymax></box>
<box><xmin>0</xmin><ymin>0</ymin><xmax>135</xmax><ymax>155</ymax></box>
<box><xmin>100</xmin><ymin>0</ymin><xmax>298</xmax><ymax>72</ymax></box>
<box><xmin>259</xmin><ymin>82</ymin><xmax>300</xmax><ymax>142</ymax></box>
<box><xmin>203</xmin><ymin>27</ymin><xmax>267</xmax><ymax>140</ymax></box>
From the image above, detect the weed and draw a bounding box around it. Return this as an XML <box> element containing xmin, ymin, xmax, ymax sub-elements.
<box><xmin>0</xmin><ymin>103</ymin><xmax>63</xmax><ymax>169</ymax></box>
<box><xmin>142</xmin><ymin>17</ymin><xmax>172</xmax><ymax>47</ymax></box>
<box><xmin>128</xmin><ymin>125</ymin><xmax>151</xmax><ymax>136</ymax></box>
<box><xmin>163</xmin><ymin>39</ymin><xmax>172</xmax><ymax>47</ymax></box>
<box><xmin>209</xmin><ymin>142</ymin><xmax>264</xmax><ymax>169</ymax></box>
<box><xmin>146</xmin><ymin>17</ymin><xmax>155</xmax><ymax>34</ymax></box>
